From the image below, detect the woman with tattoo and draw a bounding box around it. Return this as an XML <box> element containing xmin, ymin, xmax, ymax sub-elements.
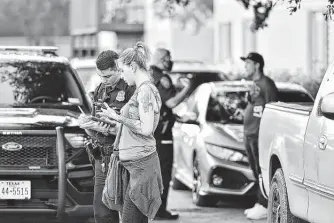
<box><xmin>97</xmin><ymin>42</ymin><xmax>163</xmax><ymax>223</ymax></box>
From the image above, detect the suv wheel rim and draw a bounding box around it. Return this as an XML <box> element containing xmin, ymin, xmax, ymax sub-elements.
<box><xmin>272</xmin><ymin>187</ymin><xmax>281</xmax><ymax>223</ymax></box>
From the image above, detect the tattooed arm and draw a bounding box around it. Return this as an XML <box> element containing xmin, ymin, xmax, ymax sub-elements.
<box><xmin>98</xmin><ymin>85</ymin><xmax>158</xmax><ymax>136</ymax></box>
<box><xmin>118</xmin><ymin>85</ymin><xmax>157</xmax><ymax>136</ymax></box>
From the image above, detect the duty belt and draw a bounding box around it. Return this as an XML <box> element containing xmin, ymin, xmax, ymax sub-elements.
<box><xmin>85</xmin><ymin>138</ymin><xmax>115</xmax><ymax>174</ymax></box>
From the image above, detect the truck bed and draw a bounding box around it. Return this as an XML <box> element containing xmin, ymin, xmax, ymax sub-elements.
<box><xmin>266</xmin><ymin>102</ymin><xmax>313</xmax><ymax>115</ymax></box>
<box><xmin>259</xmin><ymin>101</ymin><xmax>312</xmax><ymax>198</ymax></box>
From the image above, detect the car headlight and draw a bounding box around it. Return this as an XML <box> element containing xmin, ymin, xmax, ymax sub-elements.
<box><xmin>65</xmin><ymin>133</ymin><xmax>87</xmax><ymax>148</ymax></box>
<box><xmin>206</xmin><ymin>143</ymin><xmax>248</xmax><ymax>163</ymax></box>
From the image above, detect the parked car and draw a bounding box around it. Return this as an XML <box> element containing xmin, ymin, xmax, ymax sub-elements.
<box><xmin>172</xmin><ymin>80</ymin><xmax>314</xmax><ymax>207</ymax></box>
<box><xmin>168</xmin><ymin>62</ymin><xmax>227</xmax><ymax>115</ymax></box>
<box><xmin>0</xmin><ymin>46</ymin><xmax>93</xmax><ymax>222</ymax></box>
<box><xmin>259</xmin><ymin>63</ymin><xmax>334</xmax><ymax>222</ymax></box>
<box><xmin>169</xmin><ymin>62</ymin><xmax>227</xmax><ymax>97</ymax></box>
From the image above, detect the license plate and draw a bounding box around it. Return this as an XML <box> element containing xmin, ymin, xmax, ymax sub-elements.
<box><xmin>0</xmin><ymin>181</ymin><xmax>31</xmax><ymax>200</ymax></box>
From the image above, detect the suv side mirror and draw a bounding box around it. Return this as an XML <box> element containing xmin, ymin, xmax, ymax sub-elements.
<box><xmin>321</xmin><ymin>93</ymin><xmax>334</xmax><ymax>119</ymax></box>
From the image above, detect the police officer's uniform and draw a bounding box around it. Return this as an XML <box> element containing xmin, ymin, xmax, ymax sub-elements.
<box><xmin>86</xmin><ymin>79</ymin><xmax>135</xmax><ymax>223</ymax></box>
<box><xmin>150</xmin><ymin>65</ymin><xmax>177</xmax><ymax>215</ymax></box>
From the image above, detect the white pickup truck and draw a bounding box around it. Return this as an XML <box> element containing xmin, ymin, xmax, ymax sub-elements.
<box><xmin>259</xmin><ymin>64</ymin><xmax>334</xmax><ymax>223</ymax></box>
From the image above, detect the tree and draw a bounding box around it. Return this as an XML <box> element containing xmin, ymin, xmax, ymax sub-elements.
<box><xmin>0</xmin><ymin>0</ymin><xmax>69</xmax><ymax>44</ymax></box>
<box><xmin>153</xmin><ymin>0</ymin><xmax>334</xmax><ymax>32</ymax></box>
<box><xmin>113</xmin><ymin>0</ymin><xmax>334</xmax><ymax>32</ymax></box>
<box><xmin>236</xmin><ymin>0</ymin><xmax>334</xmax><ymax>31</ymax></box>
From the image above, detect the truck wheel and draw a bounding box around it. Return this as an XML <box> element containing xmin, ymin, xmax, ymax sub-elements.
<box><xmin>268</xmin><ymin>168</ymin><xmax>304</xmax><ymax>223</ymax></box>
<box><xmin>192</xmin><ymin>158</ymin><xmax>218</xmax><ymax>207</ymax></box>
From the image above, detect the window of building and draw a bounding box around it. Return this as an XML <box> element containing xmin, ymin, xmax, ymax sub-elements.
<box><xmin>218</xmin><ymin>22</ymin><xmax>232</xmax><ymax>62</ymax></box>
<box><xmin>242</xmin><ymin>19</ymin><xmax>257</xmax><ymax>55</ymax></box>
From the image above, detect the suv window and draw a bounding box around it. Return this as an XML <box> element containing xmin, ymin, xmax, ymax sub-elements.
<box><xmin>0</xmin><ymin>60</ymin><xmax>83</xmax><ymax>108</ymax></box>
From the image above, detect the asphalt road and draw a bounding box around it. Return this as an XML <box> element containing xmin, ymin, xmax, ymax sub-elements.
<box><xmin>3</xmin><ymin>188</ymin><xmax>266</xmax><ymax>223</ymax></box>
<box><xmin>150</xmin><ymin>188</ymin><xmax>267</xmax><ymax>223</ymax></box>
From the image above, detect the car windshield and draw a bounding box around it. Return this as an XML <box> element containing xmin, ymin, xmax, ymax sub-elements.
<box><xmin>206</xmin><ymin>91</ymin><xmax>248</xmax><ymax>124</ymax></box>
<box><xmin>0</xmin><ymin>60</ymin><xmax>83</xmax><ymax>108</ymax></box>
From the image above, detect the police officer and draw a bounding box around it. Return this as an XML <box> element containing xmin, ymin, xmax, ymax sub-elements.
<box><xmin>78</xmin><ymin>50</ymin><xmax>135</xmax><ymax>223</ymax></box>
<box><xmin>150</xmin><ymin>48</ymin><xmax>191</xmax><ymax>220</ymax></box>
<box><xmin>241</xmin><ymin>52</ymin><xmax>278</xmax><ymax>220</ymax></box>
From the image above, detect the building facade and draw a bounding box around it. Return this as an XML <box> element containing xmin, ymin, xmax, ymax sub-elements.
<box><xmin>214</xmin><ymin>0</ymin><xmax>334</xmax><ymax>75</ymax></box>
<box><xmin>69</xmin><ymin>0</ymin><xmax>144</xmax><ymax>58</ymax></box>
<box><xmin>144</xmin><ymin>0</ymin><xmax>215</xmax><ymax>63</ymax></box>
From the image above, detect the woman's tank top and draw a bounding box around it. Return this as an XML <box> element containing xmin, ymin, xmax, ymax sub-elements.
<box><xmin>118</xmin><ymin>81</ymin><xmax>162</xmax><ymax>161</ymax></box>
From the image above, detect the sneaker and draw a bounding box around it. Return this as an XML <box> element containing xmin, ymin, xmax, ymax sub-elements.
<box><xmin>246</xmin><ymin>204</ymin><xmax>267</xmax><ymax>220</ymax></box>
<box><xmin>154</xmin><ymin>210</ymin><xmax>179</xmax><ymax>220</ymax></box>
<box><xmin>244</xmin><ymin>203</ymin><xmax>258</xmax><ymax>215</ymax></box>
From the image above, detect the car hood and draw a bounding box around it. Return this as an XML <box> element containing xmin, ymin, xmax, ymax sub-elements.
<box><xmin>203</xmin><ymin>122</ymin><xmax>245</xmax><ymax>152</ymax></box>
<box><xmin>0</xmin><ymin>108</ymin><xmax>80</xmax><ymax>128</ymax></box>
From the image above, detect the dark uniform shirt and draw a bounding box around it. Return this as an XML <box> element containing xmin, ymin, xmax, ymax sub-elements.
<box><xmin>150</xmin><ymin>65</ymin><xmax>177</xmax><ymax>140</ymax></box>
<box><xmin>244</xmin><ymin>75</ymin><xmax>278</xmax><ymax>137</ymax></box>
<box><xmin>91</xmin><ymin>78</ymin><xmax>135</xmax><ymax>144</ymax></box>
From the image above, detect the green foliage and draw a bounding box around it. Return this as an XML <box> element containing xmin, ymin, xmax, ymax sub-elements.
<box><xmin>0</xmin><ymin>0</ymin><xmax>69</xmax><ymax>42</ymax></box>
<box><xmin>152</xmin><ymin>0</ymin><xmax>334</xmax><ymax>32</ymax></box>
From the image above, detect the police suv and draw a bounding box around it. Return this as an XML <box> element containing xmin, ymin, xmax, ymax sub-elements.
<box><xmin>0</xmin><ymin>46</ymin><xmax>93</xmax><ymax>222</ymax></box>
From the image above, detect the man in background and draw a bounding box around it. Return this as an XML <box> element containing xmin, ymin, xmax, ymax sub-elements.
<box><xmin>150</xmin><ymin>48</ymin><xmax>191</xmax><ymax>220</ymax></box>
<box><xmin>241</xmin><ymin>52</ymin><xmax>278</xmax><ymax>220</ymax></box>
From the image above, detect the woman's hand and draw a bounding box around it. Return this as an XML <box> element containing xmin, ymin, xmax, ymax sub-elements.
<box><xmin>80</xmin><ymin>121</ymin><xmax>97</xmax><ymax>130</ymax></box>
<box><xmin>97</xmin><ymin>102</ymin><xmax>119</xmax><ymax>121</ymax></box>
<box><xmin>81</xmin><ymin>121</ymin><xmax>110</xmax><ymax>135</ymax></box>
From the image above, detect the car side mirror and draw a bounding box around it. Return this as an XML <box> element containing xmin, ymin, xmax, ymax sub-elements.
<box><xmin>321</xmin><ymin>93</ymin><xmax>334</xmax><ymax>119</ymax></box>
<box><xmin>175</xmin><ymin>112</ymin><xmax>199</xmax><ymax>125</ymax></box>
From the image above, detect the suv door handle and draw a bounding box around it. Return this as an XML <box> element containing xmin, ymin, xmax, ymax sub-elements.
<box><xmin>318</xmin><ymin>135</ymin><xmax>328</xmax><ymax>150</ymax></box>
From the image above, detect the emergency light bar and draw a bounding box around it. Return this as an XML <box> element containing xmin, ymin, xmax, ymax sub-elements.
<box><xmin>0</xmin><ymin>46</ymin><xmax>58</xmax><ymax>55</ymax></box>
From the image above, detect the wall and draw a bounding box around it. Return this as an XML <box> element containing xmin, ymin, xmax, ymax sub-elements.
<box><xmin>171</xmin><ymin>22</ymin><xmax>214</xmax><ymax>63</ymax></box>
<box><xmin>144</xmin><ymin>0</ymin><xmax>173</xmax><ymax>52</ymax></box>
<box><xmin>144</xmin><ymin>0</ymin><xmax>214</xmax><ymax>63</ymax></box>
<box><xmin>69</xmin><ymin>0</ymin><xmax>98</xmax><ymax>35</ymax></box>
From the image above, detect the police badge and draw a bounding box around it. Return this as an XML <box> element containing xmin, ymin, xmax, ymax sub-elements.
<box><xmin>116</xmin><ymin>91</ymin><xmax>125</xmax><ymax>101</ymax></box>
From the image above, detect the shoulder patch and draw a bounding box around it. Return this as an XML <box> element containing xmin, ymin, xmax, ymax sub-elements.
<box><xmin>160</xmin><ymin>76</ymin><xmax>171</xmax><ymax>89</ymax></box>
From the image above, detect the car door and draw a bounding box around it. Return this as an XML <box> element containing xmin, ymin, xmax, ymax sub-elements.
<box><xmin>173</xmin><ymin>89</ymin><xmax>200</xmax><ymax>180</ymax></box>
<box><xmin>179</xmin><ymin>88</ymin><xmax>203</xmax><ymax>178</ymax></box>
<box><xmin>303</xmin><ymin>65</ymin><xmax>334</xmax><ymax>223</ymax></box>
<box><xmin>181</xmin><ymin>84</ymin><xmax>212</xmax><ymax>178</ymax></box>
